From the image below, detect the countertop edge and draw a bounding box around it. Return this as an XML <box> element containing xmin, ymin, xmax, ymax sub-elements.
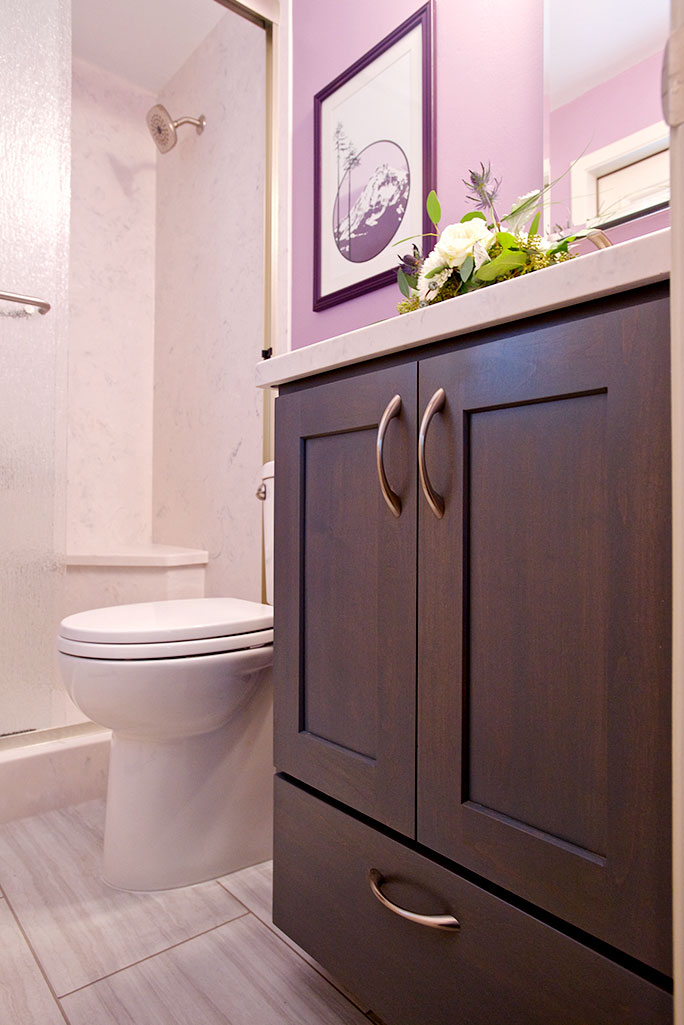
<box><xmin>256</xmin><ymin>229</ymin><xmax>670</xmax><ymax>388</ymax></box>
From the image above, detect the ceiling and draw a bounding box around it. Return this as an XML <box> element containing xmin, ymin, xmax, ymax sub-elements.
<box><xmin>71</xmin><ymin>0</ymin><xmax>227</xmax><ymax>94</ymax></box>
<box><xmin>73</xmin><ymin>0</ymin><xmax>670</xmax><ymax>109</ymax></box>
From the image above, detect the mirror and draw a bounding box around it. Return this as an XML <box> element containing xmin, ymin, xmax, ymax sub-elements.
<box><xmin>543</xmin><ymin>0</ymin><xmax>670</xmax><ymax>242</ymax></box>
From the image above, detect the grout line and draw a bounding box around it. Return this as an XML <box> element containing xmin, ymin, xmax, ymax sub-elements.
<box><xmin>57</xmin><ymin>910</ymin><xmax>250</xmax><ymax>999</ymax></box>
<box><xmin>215</xmin><ymin>878</ymin><xmax>370</xmax><ymax>1016</ymax></box>
<box><xmin>214</xmin><ymin>878</ymin><xmax>253</xmax><ymax>916</ymax></box>
<box><xmin>6</xmin><ymin>862</ymin><xmax>370</xmax><ymax>1021</ymax></box>
<box><xmin>1</xmin><ymin>890</ymin><xmax>72</xmax><ymax>1025</ymax></box>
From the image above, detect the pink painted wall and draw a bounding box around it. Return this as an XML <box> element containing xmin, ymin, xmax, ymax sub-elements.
<box><xmin>549</xmin><ymin>51</ymin><xmax>669</xmax><ymax>244</ymax></box>
<box><xmin>291</xmin><ymin>0</ymin><xmax>544</xmax><ymax>348</ymax></box>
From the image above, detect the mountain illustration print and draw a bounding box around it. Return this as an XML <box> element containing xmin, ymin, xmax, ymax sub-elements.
<box><xmin>332</xmin><ymin>129</ymin><xmax>410</xmax><ymax>264</ymax></box>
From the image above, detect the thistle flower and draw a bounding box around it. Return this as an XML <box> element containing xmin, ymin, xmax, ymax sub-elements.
<box><xmin>397</xmin><ymin>243</ymin><xmax>421</xmax><ymax>278</ymax></box>
<box><xmin>463</xmin><ymin>162</ymin><xmax>502</xmax><ymax>227</ymax></box>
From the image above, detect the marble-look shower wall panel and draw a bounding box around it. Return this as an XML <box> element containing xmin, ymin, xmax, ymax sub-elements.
<box><xmin>153</xmin><ymin>12</ymin><xmax>266</xmax><ymax>601</ymax></box>
<box><xmin>68</xmin><ymin>59</ymin><xmax>156</xmax><ymax>549</ymax></box>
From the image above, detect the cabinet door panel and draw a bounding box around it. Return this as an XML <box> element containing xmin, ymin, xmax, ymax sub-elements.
<box><xmin>468</xmin><ymin>391</ymin><xmax>608</xmax><ymax>857</ymax></box>
<box><xmin>417</xmin><ymin>290</ymin><xmax>672</xmax><ymax>974</ymax></box>
<box><xmin>275</xmin><ymin>364</ymin><xmax>418</xmax><ymax>835</ymax></box>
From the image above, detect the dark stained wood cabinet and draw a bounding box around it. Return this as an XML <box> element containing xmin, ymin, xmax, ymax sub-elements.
<box><xmin>274</xmin><ymin>363</ymin><xmax>418</xmax><ymax>835</ymax></box>
<box><xmin>274</xmin><ymin>777</ymin><xmax>673</xmax><ymax>1025</ymax></box>
<box><xmin>273</xmin><ymin>284</ymin><xmax>673</xmax><ymax>1023</ymax></box>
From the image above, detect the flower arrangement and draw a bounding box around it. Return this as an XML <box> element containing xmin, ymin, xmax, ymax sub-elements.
<box><xmin>396</xmin><ymin>164</ymin><xmax>576</xmax><ymax>314</ymax></box>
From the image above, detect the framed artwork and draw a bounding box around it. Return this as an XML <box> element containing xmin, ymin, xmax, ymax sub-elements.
<box><xmin>313</xmin><ymin>3</ymin><xmax>434</xmax><ymax>311</ymax></box>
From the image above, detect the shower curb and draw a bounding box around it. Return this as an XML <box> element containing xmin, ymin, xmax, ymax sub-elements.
<box><xmin>0</xmin><ymin>727</ymin><xmax>110</xmax><ymax>824</ymax></box>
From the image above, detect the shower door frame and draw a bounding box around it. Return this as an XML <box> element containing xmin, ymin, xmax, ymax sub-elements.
<box><xmin>213</xmin><ymin>0</ymin><xmax>289</xmax><ymax>461</ymax></box>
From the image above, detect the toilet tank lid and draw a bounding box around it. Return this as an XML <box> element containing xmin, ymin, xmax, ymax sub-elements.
<box><xmin>58</xmin><ymin>597</ymin><xmax>273</xmax><ymax>644</ymax></box>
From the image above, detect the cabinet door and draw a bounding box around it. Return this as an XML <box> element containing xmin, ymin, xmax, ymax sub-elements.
<box><xmin>274</xmin><ymin>364</ymin><xmax>418</xmax><ymax>835</ymax></box>
<box><xmin>417</xmin><ymin>289</ymin><xmax>672</xmax><ymax>974</ymax></box>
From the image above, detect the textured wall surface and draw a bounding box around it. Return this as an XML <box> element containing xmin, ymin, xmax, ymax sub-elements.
<box><xmin>0</xmin><ymin>0</ymin><xmax>70</xmax><ymax>733</ymax></box>
<box><xmin>290</xmin><ymin>0</ymin><xmax>544</xmax><ymax>348</ymax></box>
<box><xmin>152</xmin><ymin>11</ymin><xmax>266</xmax><ymax>601</ymax></box>
<box><xmin>68</xmin><ymin>59</ymin><xmax>156</xmax><ymax>550</ymax></box>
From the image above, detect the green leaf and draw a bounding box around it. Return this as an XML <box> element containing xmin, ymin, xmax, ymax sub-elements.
<box><xmin>404</xmin><ymin>274</ymin><xmax>418</xmax><ymax>290</ymax></box>
<box><xmin>460</xmin><ymin>210</ymin><xmax>487</xmax><ymax>223</ymax></box>
<box><xmin>459</xmin><ymin>275</ymin><xmax>484</xmax><ymax>294</ymax></box>
<box><xmin>426</xmin><ymin>190</ymin><xmax>442</xmax><ymax>227</ymax></box>
<box><xmin>397</xmin><ymin>268</ymin><xmax>410</xmax><ymax>298</ymax></box>
<box><xmin>475</xmin><ymin>250</ymin><xmax>527</xmax><ymax>282</ymax></box>
<box><xmin>496</xmin><ymin>231</ymin><xmax>518</xmax><ymax>250</ymax></box>
<box><xmin>547</xmin><ymin>238</ymin><xmax>572</xmax><ymax>256</ymax></box>
<box><xmin>528</xmin><ymin>210</ymin><xmax>541</xmax><ymax>236</ymax></box>
<box><xmin>392</xmin><ymin>231</ymin><xmax>438</xmax><ymax>247</ymax></box>
<box><xmin>424</xmin><ymin>263</ymin><xmax>448</xmax><ymax>280</ymax></box>
<box><xmin>459</xmin><ymin>253</ymin><xmax>474</xmax><ymax>283</ymax></box>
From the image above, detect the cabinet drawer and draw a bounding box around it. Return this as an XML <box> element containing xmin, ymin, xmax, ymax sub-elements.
<box><xmin>273</xmin><ymin>776</ymin><xmax>671</xmax><ymax>1025</ymax></box>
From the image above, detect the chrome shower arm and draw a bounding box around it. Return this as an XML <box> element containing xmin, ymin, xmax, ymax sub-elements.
<box><xmin>174</xmin><ymin>115</ymin><xmax>206</xmax><ymax>134</ymax></box>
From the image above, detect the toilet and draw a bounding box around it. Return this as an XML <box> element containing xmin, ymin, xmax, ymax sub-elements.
<box><xmin>57</xmin><ymin>462</ymin><xmax>275</xmax><ymax>892</ymax></box>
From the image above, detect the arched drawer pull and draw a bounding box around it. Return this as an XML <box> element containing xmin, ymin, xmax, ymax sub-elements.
<box><xmin>418</xmin><ymin>387</ymin><xmax>446</xmax><ymax>519</ymax></box>
<box><xmin>376</xmin><ymin>394</ymin><xmax>402</xmax><ymax>518</ymax></box>
<box><xmin>368</xmin><ymin>868</ymin><xmax>460</xmax><ymax>931</ymax></box>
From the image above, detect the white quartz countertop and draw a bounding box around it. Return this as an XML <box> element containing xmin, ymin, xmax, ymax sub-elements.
<box><xmin>256</xmin><ymin>229</ymin><xmax>670</xmax><ymax>389</ymax></box>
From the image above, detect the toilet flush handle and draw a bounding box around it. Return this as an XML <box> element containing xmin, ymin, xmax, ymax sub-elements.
<box><xmin>256</xmin><ymin>483</ymin><xmax>267</xmax><ymax>500</ymax></box>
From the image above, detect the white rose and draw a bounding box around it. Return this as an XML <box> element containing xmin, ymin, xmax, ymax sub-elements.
<box><xmin>435</xmin><ymin>220</ymin><xmax>495</xmax><ymax>269</ymax></box>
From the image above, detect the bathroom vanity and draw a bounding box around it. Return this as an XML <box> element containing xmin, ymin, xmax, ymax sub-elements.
<box><xmin>258</xmin><ymin>231</ymin><xmax>674</xmax><ymax>1024</ymax></box>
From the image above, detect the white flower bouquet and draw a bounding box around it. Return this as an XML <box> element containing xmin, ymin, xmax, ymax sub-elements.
<box><xmin>396</xmin><ymin>164</ymin><xmax>575</xmax><ymax>314</ymax></box>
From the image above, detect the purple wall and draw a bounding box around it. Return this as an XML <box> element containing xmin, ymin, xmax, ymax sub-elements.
<box><xmin>549</xmin><ymin>51</ymin><xmax>669</xmax><ymax>247</ymax></box>
<box><xmin>291</xmin><ymin>0</ymin><xmax>544</xmax><ymax>348</ymax></box>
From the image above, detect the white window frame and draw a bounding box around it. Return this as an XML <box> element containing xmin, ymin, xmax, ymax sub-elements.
<box><xmin>570</xmin><ymin>120</ymin><xmax>670</xmax><ymax>226</ymax></box>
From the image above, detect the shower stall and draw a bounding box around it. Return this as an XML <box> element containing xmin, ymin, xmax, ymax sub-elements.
<box><xmin>1</xmin><ymin>0</ymin><xmax>273</xmax><ymax>749</ymax></box>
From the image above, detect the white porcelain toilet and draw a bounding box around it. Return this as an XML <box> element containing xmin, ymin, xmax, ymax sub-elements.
<box><xmin>57</xmin><ymin>463</ymin><xmax>275</xmax><ymax>892</ymax></box>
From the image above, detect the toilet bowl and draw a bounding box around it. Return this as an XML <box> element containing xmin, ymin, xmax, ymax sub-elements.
<box><xmin>56</xmin><ymin>464</ymin><xmax>275</xmax><ymax>892</ymax></box>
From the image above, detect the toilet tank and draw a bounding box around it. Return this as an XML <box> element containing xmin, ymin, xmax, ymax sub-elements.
<box><xmin>262</xmin><ymin>461</ymin><xmax>275</xmax><ymax>605</ymax></box>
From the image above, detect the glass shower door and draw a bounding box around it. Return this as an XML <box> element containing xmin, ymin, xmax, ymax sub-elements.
<box><xmin>0</xmin><ymin>0</ymin><xmax>70</xmax><ymax>735</ymax></box>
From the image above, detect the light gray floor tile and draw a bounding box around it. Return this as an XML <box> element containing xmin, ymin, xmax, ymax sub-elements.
<box><xmin>219</xmin><ymin>860</ymin><xmax>370</xmax><ymax>1013</ymax></box>
<box><xmin>0</xmin><ymin>800</ymin><xmax>246</xmax><ymax>996</ymax></box>
<box><xmin>61</xmin><ymin>913</ymin><xmax>369</xmax><ymax>1025</ymax></box>
<box><xmin>218</xmin><ymin>859</ymin><xmax>274</xmax><ymax>921</ymax></box>
<box><xmin>0</xmin><ymin>898</ymin><xmax>65</xmax><ymax>1025</ymax></box>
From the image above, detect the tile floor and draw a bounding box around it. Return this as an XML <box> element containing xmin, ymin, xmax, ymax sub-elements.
<box><xmin>0</xmin><ymin>800</ymin><xmax>375</xmax><ymax>1024</ymax></box>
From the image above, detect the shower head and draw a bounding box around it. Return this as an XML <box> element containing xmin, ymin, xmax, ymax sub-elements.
<box><xmin>146</xmin><ymin>104</ymin><xmax>206</xmax><ymax>154</ymax></box>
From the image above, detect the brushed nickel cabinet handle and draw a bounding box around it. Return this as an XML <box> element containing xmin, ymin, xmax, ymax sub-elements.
<box><xmin>368</xmin><ymin>869</ymin><xmax>460</xmax><ymax>931</ymax></box>
<box><xmin>418</xmin><ymin>387</ymin><xmax>446</xmax><ymax>519</ymax></box>
<box><xmin>376</xmin><ymin>394</ymin><xmax>402</xmax><ymax>518</ymax></box>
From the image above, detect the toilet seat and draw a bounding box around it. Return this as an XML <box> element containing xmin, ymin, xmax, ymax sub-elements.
<box><xmin>57</xmin><ymin>597</ymin><xmax>273</xmax><ymax>660</ymax></box>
